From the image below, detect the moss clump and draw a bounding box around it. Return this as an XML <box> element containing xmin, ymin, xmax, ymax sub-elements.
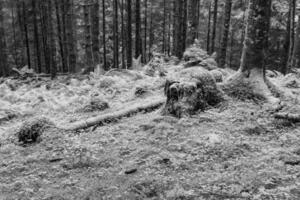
<box><xmin>81</xmin><ymin>98</ymin><xmax>109</xmax><ymax>112</ymax></box>
<box><xmin>16</xmin><ymin>118</ymin><xmax>53</xmax><ymax>144</ymax></box>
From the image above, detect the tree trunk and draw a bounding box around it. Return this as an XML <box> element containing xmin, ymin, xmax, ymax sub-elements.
<box><xmin>55</xmin><ymin>0</ymin><xmax>67</xmax><ymax>72</ymax></box>
<box><xmin>40</xmin><ymin>1</ymin><xmax>51</xmax><ymax>73</ymax></box>
<box><xmin>187</xmin><ymin>0</ymin><xmax>199</xmax><ymax>46</ymax></box>
<box><xmin>126</xmin><ymin>0</ymin><xmax>132</xmax><ymax>69</ymax></box>
<box><xmin>135</xmin><ymin>0</ymin><xmax>142</xmax><ymax>60</ymax></box>
<box><xmin>218</xmin><ymin>0</ymin><xmax>232</xmax><ymax>68</ymax></box>
<box><xmin>291</xmin><ymin>12</ymin><xmax>300</xmax><ymax>69</ymax></box>
<box><xmin>83</xmin><ymin>0</ymin><xmax>93</xmax><ymax>66</ymax></box>
<box><xmin>173</xmin><ymin>0</ymin><xmax>187</xmax><ymax>59</ymax></box>
<box><xmin>32</xmin><ymin>0</ymin><xmax>42</xmax><ymax>73</ymax></box>
<box><xmin>102</xmin><ymin>0</ymin><xmax>107</xmax><ymax>70</ymax></box>
<box><xmin>121</xmin><ymin>0</ymin><xmax>126</xmax><ymax>69</ymax></box>
<box><xmin>22</xmin><ymin>1</ymin><xmax>31</xmax><ymax>69</ymax></box>
<box><xmin>143</xmin><ymin>0</ymin><xmax>147</xmax><ymax>63</ymax></box>
<box><xmin>0</xmin><ymin>0</ymin><xmax>8</xmax><ymax>76</ymax></box>
<box><xmin>65</xmin><ymin>0</ymin><xmax>77</xmax><ymax>72</ymax></box>
<box><xmin>113</xmin><ymin>0</ymin><xmax>119</xmax><ymax>68</ymax></box>
<box><xmin>206</xmin><ymin>2</ymin><xmax>212</xmax><ymax>53</ymax></box>
<box><xmin>210</xmin><ymin>0</ymin><xmax>218</xmax><ymax>54</ymax></box>
<box><xmin>287</xmin><ymin>0</ymin><xmax>296</xmax><ymax>72</ymax></box>
<box><xmin>48</xmin><ymin>0</ymin><xmax>57</xmax><ymax>78</ymax></box>
<box><xmin>91</xmin><ymin>0</ymin><xmax>100</xmax><ymax>66</ymax></box>
<box><xmin>149</xmin><ymin>1</ymin><xmax>154</xmax><ymax>59</ymax></box>
<box><xmin>224</xmin><ymin>0</ymin><xmax>278</xmax><ymax>104</ymax></box>
<box><xmin>162</xmin><ymin>0</ymin><xmax>166</xmax><ymax>53</ymax></box>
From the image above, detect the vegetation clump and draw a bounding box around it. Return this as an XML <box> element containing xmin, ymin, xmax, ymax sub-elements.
<box><xmin>16</xmin><ymin>118</ymin><xmax>53</xmax><ymax>144</ymax></box>
<box><xmin>162</xmin><ymin>67</ymin><xmax>224</xmax><ymax>117</ymax></box>
<box><xmin>81</xmin><ymin>98</ymin><xmax>109</xmax><ymax>112</ymax></box>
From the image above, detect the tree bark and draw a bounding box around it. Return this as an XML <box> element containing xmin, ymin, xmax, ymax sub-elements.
<box><xmin>0</xmin><ymin>0</ymin><xmax>8</xmax><ymax>76</ymax></box>
<box><xmin>32</xmin><ymin>0</ymin><xmax>42</xmax><ymax>73</ymax></box>
<box><xmin>113</xmin><ymin>0</ymin><xmax>119</xmax><ymax>68</ymax></box>
<box><xmin>218</xmin><ymin>0</ymin><xmax>232</xmax><ymax>68</ymax></box>
<box><xmin>206</xmin><ymin>2</ymin><xmax>212</xmax><ymax>53</ymax></box>
<box><xmin>83</xmin><ymin>0</ymin><xmax>93</xmax><ymax>66</ymax></box>
<box><xmin>102</xmin><ymin>0</ymin><xmax>107</xmax><ymax>70</ymax></box>
<box><xmin>65</xmin><ymin>0</ymin><xmax>77</xmax><ymax>72</ymax></box>
<box><xmin>55</xmin><ymin>0</ymin><xmax>67</xmax><ymax>72</ymax></box>
<box><xmin>225</xmin><ymin>0</ymin><xmax>278</xmax><ymax>103</ymax></box>
<box><xmin>210</xmin><ymin>0</ymin><xmax>218</xmax><ymax>54</ymax></box>
<box><xmin>135</xmin><ymin>0</ymin><xmax>142</xmax><ymax>60</ymax></box>
<box><xmin>22</xmin><ymin>1</ymin><xmax>31</xmax><ymax>69</ymax></box>
<box><xmin>91</xmin><ymin>0</ymin><xmax>100</xmax><ymax>66</ymax></box>
<box><xmin>126</xmin><ymin>0</ymin><xmax>132</xmax><ymax>69</ymax></box>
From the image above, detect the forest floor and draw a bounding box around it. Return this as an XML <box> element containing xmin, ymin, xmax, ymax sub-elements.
<box><xmin>1</xmin><ymin>61</ymin><xmax>300</xmax><ymax>199</ymax></box>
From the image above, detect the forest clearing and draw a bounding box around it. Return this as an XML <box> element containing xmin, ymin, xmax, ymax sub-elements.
<box><xmin>2</xmin><ymin>0</ymin><xmax>300</xmax><ymax>199</ymax></box>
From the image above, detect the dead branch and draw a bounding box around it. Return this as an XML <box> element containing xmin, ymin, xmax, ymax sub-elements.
<box><xmin>59</xmin><ymin>98</ymin><xmax>165</xmax><ymax>131</ymax></box>
<box><xmin>274</xmin><ymin>113</ymin><xmax>300</xmax><ymax>122</ymax></box>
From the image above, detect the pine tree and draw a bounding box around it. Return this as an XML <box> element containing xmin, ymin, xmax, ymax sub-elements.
<box><xmin>218</xmin><ymin>0</ymin><xmax>232</xmax><ymax>68</ymax></box>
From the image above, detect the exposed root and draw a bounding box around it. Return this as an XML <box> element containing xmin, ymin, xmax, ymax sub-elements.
<box><xmin>222</xmin><ymin>69</ymin><xmax>280</xmax><ymax>105</ymax></box>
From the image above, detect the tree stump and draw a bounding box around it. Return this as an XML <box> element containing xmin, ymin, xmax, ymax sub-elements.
<box><xmin>162</xmin><ymin>67</ymin><xmax>224</xmax><ymax>117</ymax></box>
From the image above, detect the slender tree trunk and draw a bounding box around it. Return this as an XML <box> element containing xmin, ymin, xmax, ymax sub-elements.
<box><xmin>102</xmin><ymin>0</ymin><xmax>107</xmax><ymax>70</ymax></box>
<box><xmin>149</xmin><ymin>1</ymin><xmax>154</xmax><ymax>59</ymax></box>
<box><xmin>187</xmin><ymin>0</ymin><xmax>199</xmax><ymax>46</ymax></box>
<box><xmin>174</xmin><ymin>0</ymin><xmax>187</xmax><ymax>59</ymax></box>
<box><xmin>55</xmin><ymin>0</ymin><xmax>66</xmax><ymax>72</ymax></box>
<box><xmin>61</xmin><ymin>0</ymin><xmax>69</xmax><ymax>72</ymax></box>
<box><xmin>65</xmin><ymin>0</ymin><xmax>77</xmax><ymax>72</ymax></box>
<box><xmin>11</xmin><ymin>2</ymin><xmax>19</xmax><ymax>67</ymax></box>
<box><xmin>218</xmin><ymin>0</ymin><xmax>232</xmax><ymax>68</ymax></box>
<box><xmin>210</xmin><ymin>0</ymin><xmax>218</xmax><ymax>54</ymax></box>
<box><xmin>48</xmin><ymin>0</ymin><xmax>57</xmax><ymax>78</ymax></box>
<box><xmin>40</xmin><ymin>1</ymin><xmax>50</xmax><ymax>73</ymax></box>
<box><xmin>113</xmin><ymin>0</ymin><xmax>119</xmax><ymax>68</ymax></box>
<box><xmin>83</xmin><ymin>0</ymin><xmax>93</xmax><ymax>66</ymax></box>
<box><xmin>291</xmin><ymin>12</ymin><xmax>300</xmax><ymax>69</ymax></box>
<box><xmin>206</xmin><ymin>2</ymin><xmax>212</xmax><ymax>53</ymax></box>
<box><xmin>162</xmin><ymin>0</ymin><xmax>166</xmax><ymax>54</ymax></box>
<box><xmin>22</xmin><ymin>1</ymin><xmax>31</xmax><ymax>68</ymax></box>
<box><xmin>91</xmin><ymin>0</ymin><xmax>100</xmax><ymax>66</ymax></box>
<box><xmin>0</xmin><ymin>0</ymin><xmax>8</xmax><ymax>76</ymax></box>
<box><xmin>287</xmin><ymin>0</ymin><xmax>296</xmax><ymax>72</ymax></box>
<box><xmin>126</xmin><ymin>0</ymin><xmax>132</xmax><ymax>68</ymax></box>
<box><xmin>135</xmin><ymin>0</ymin><xmax>142</xmax><ymax>59</ymax></box>
<box><xmin>167</xmin><ymin>7</ymin><xmax>171</xmax><ymax>56</ymax></box>
<box><xmin>143</xmin><ymin>0</ymin><xmax>147</xmax><ymax>63</ymax></box>
<box><xmin>121</xmin><ymin>0</ymin><xmax>126</xmax><ymax>68</ymax></box>
<box><xmin>32</xmin><ymin>0</ymin><xmax>42</xmax><ymax>73</ymax></box>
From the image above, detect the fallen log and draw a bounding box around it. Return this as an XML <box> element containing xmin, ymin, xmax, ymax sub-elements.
<box><xmin>274</xmin><ymin>113</ymin><xmax>300</xmax><ymax>122</ymax></box>
<box><xmin>59</xmin><ymin>98</ymin><xmax>165</xmax><ymax>131</ymax></box>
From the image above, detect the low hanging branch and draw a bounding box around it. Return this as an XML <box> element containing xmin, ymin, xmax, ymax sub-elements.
<box><xmin>274</xmin><ymin>113</ymin><xmax>300</xmax><ymax>122</ymax></box>
<box><xmin>59</xmin><ymin>98</ymin><xmax>165</xmax><ymax>131</ymax></box>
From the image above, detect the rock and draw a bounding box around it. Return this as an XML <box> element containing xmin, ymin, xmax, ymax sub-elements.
<box><xmin>16</xmin><ymin>118</ymin><xmax>53</xmax><ymax>144</ymax></box>
<box><xmin>162</xmin><ymin>67</ymin><xmax>224</xmax><ymax>118</ymax></box>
